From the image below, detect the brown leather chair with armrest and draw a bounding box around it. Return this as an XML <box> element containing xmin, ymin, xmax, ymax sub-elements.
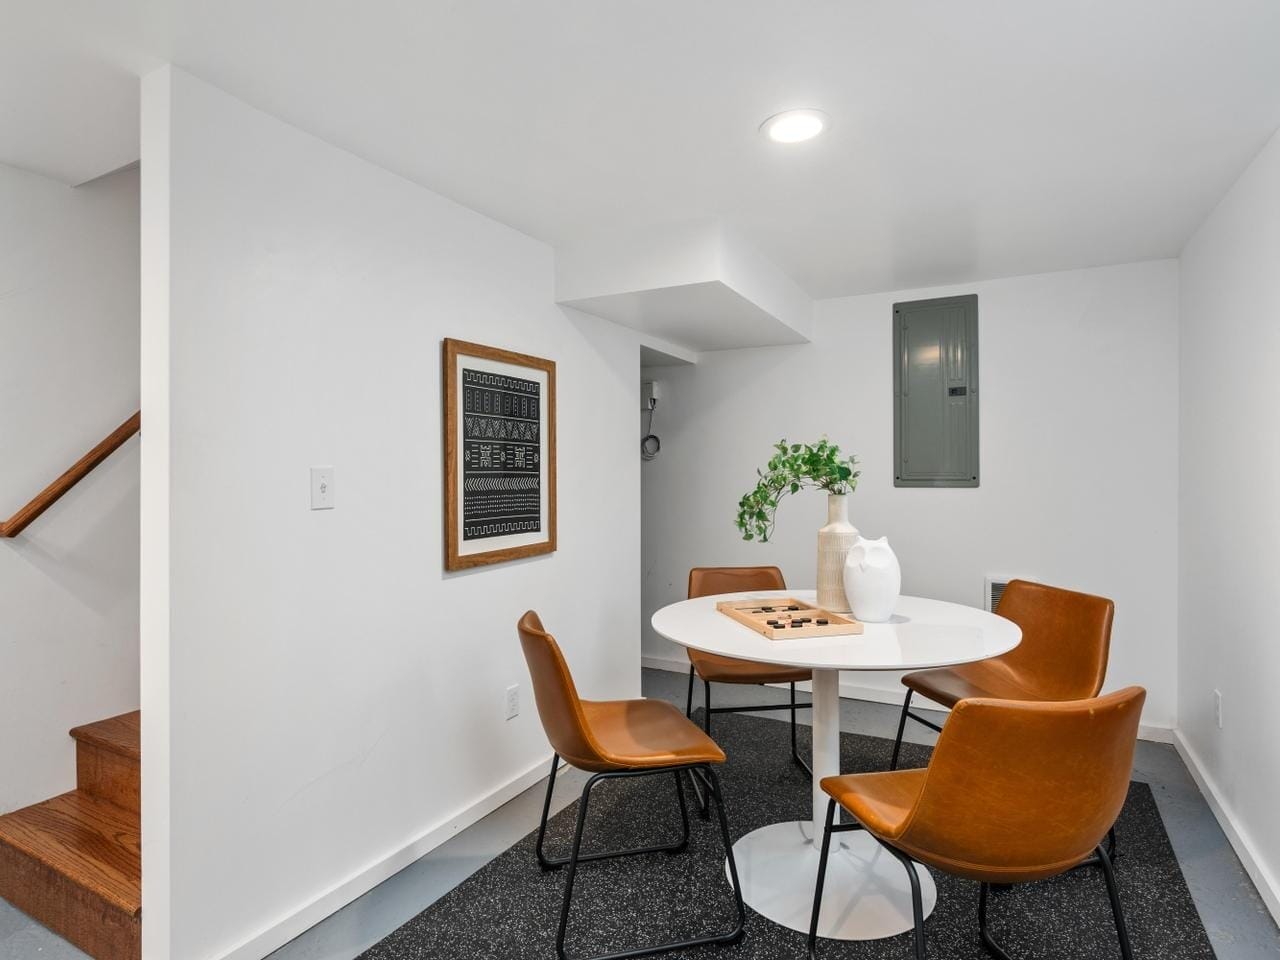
<box><xmin>809</xmin><ymin>686</ymin><xmax>1145</xmax><ymax>959</ymax></box>
<box><xmin>518</xmin><ymin>611</ymin><xmax>745</xmax><ymax>960</ymax></box>
<box><xmin>889</xmin><ymin>580</ymin><xmax>1114</xmax><ymax>770</ymax></box>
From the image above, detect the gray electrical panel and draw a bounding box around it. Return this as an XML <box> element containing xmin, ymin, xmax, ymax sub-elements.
<box><xmin>893</xmin><ymin>294</ymin><xmax>979</xmax><ymax>487</ymax></box>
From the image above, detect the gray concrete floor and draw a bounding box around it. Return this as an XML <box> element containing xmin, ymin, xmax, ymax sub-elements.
<box><xmin>3</xmin><ymin>668</ymin><xmax>1277</xmax><ymax>959</ymax></box>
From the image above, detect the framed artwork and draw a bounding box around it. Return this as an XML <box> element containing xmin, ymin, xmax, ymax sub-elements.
<box><xmin>443</xmin><ymin>338</ymin><xmax>557</xmax><ymax>570</ymax></box>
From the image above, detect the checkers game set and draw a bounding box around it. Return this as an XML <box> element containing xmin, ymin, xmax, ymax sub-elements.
<box><xmin>715</xmin><ymin>598</ymin><xmax>864</xmax><ymax>640</ymax></box>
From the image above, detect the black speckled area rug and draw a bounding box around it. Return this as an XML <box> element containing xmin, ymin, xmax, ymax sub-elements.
<box><xmin>359</xmin><ymin>712</ymin><xmax>1215</xmax><ymax>959</ymax></box>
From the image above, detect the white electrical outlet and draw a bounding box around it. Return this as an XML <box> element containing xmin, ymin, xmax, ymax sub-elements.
<box><xmin>310</xmin><ymin>466</ymin><xmax>335</xmax><ymax>510</ymax></box>
<box><xmin>1214</xmin><ymin>689</ymin><xmax>1223</xmax><ymax>729</ymax></box>
<box><xmin>505</xmin><ymin>684</ymin><xmax>520</xmax><ymax>720</ymax></box>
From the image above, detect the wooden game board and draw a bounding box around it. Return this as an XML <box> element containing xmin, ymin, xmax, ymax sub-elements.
<box><xmin>715</xmin><ymin>598</ymin><xmax>863</xmax><ymax>640</ymax></box>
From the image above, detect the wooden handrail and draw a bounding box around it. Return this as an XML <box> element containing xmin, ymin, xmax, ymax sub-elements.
<box><xmin>1</xmin><ymin>411</ymin><xmax>141</xmax><ymax>538</ymax></box>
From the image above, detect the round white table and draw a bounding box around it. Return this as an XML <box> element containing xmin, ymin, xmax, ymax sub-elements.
<box><xmin>650</xmin><ymin>590</ymin><xmax>1020</xmax><ymax>941</ymax></box>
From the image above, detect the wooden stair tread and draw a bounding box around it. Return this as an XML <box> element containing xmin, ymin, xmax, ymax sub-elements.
<box><xmin>69</xmin><ymin>711</ymin><xmax>140</xmax><ymax>761</ymax></box>
<box><xmin>0</xmin><ymin>790</ymin><xmax>140</xmax><ymax>917</ymax></box>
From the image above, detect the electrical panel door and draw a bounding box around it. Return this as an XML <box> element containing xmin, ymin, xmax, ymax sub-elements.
<box><xmin>893</xmin><ymin>295</ymin><xmax>979</xmax><ymax>487</ymax></box>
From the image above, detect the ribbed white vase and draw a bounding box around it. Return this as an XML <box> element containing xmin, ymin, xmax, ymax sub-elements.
<box><xmin>816</xmin><ymin>493</ymin><xmax>859</xmax><ymax>613</ymax></box>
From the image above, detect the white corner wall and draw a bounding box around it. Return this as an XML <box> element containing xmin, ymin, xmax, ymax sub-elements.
<box><xmin>0</xmin><ymin>161</ymin><xmax>140</xmax><ymax>813</ymax></box>
<box><xmin>1177</xmin><ymin>126</ymin><xmax>1280</xmax><ymax>919</ymax></box>
<box><xmin>642</xmin><ymin>260</ymin><xmax>1179</xmax><ymax>730</ymax></box>
<box><xmin>140</xmin><ymin>67</ymin><xmax>640</xmax><ymax>960</ymax></box>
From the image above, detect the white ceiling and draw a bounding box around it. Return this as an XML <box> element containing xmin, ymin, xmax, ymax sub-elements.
<box><xmin>5</xmin><ymin>0</ymin><xmax>1280</xmax><ymax>298</ymax></box>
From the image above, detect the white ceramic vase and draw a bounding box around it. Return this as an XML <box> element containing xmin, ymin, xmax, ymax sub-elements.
<box><xmin>816</xmin><ymin>494</ymin><xmax>859</xmax><ymax>613</ymax></box>
<box><xmin>843</xmin><ymin>535</ymin><xmax>902</xmax><ymax>623</ymax></box>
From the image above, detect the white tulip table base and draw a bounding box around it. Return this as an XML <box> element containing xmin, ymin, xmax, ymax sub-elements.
<box><xmin>727</xmin><ymin>818</ymin><xmax>938</xmax><ymax>940</ymax></box>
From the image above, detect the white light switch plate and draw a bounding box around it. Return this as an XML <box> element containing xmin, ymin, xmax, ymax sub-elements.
<box><xmin>310</xmin><ymin>467</ymin><xmax>335</xmax><ymax>510</ymax></box>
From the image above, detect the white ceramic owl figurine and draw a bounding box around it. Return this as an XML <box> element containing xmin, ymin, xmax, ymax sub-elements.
<box><xmin>842</xmin><ymin>535</ymin><xmax>901</xmax><ymax>623</ymax></box>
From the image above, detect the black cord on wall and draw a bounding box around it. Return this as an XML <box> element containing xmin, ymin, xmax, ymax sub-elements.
<box><xmin>641</xmin><ymin>398</ymin><xmax>661</xmax><ymax>461</ymax></box>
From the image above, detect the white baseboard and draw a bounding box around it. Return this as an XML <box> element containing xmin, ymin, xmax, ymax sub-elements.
<box><xmin>1173</xmin><ymin>729</ymin><xmax>1280</xmax><ymax>924</ymax></box>
<box><xmin>640</xmin><ymin>653</ymin><xmax>1176</xmax><ymax>743</ymax></box>
<box><xmin>1136</xmin><ymin>723</ymin><xmax>1176</xmax><ymax>745</ymax></box>
<box><xmin>215</xmin><ymin>754</ymin><xmax>555</xmax><ymax>960</ymax></box>
<box><xmin>641</xmin><ymin>653</ymin><xmax>689</xmax><ymax>674</ymax></box>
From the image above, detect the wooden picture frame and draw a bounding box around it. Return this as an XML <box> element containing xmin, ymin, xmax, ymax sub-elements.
<box><xmin>443</xmin><ymin>338</ymin><xmax>557</xmax><ymax>570</ymax></box>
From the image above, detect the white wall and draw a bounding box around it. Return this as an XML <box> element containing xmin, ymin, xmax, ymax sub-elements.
<box><xmin>140</xmin><ymin>68</ymin><xmax>640</xmax><ymax>960</ymax></box>
<box><xmin>642</xmin><ymin>260</ymin><xmax>1179</xmax><ymax>729</ymax></box>
<box><xmin>0</xmin><ymin>161</ymin><xmax>139</xmax><ymax>813</ymax></box>
<box><xmin>1178</xmin><ymin>126</ymin><xmax>1280</xmax><ymax>918</ymax></box>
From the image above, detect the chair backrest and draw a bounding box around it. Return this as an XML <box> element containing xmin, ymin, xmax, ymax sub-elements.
<box><xmin>688</xmin><ymin>565</ymin><xmax>786</xmax><ymax>600</ymax></box>
<box><xmin>516</xmin><ymin>611</ymin><xmax>601</xmax><ymax>768</ymax></box>
<box><xmin>899</xmin><ymin>686</ymin><xmax>1145</xmax><ymax>879</ymax></box>
<box><xmin>994</xmin><ymin>580</ymin><xmax>1114</xmax><ymax>700</ymax></box>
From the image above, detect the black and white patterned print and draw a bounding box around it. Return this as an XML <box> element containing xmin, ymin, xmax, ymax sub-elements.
<box><xmin>461</xmin><ymin>368</ymin><xmax>541</xmax><ymax>541</ymax></box>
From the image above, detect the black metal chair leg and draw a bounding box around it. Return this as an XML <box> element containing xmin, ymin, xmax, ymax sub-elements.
<box><xmin>687</xmin><ymin>673</ymin><xmax>711</xmax><ymax>819</ymax></box>
<box><xmin>687</xmin><ymin>767</ymin><xmax>710</xmax><ymax>820</ymax></box>
<box><xmin>688</xmin><ymin>668</ymin><xmax>814</xmax><ymax>776</ymax></box>
<box><xmin>1071</xmin><ymin>825</ymin><xmax>1120</xmax><ymax>875</ymax></box>
<box><xmin>880</xmin><ymin>841</ymin><xmax>927</xmax><ymax>960</ymax></box>
<box><xmin>538</xmin><ymin>761</ymin><xmax>690</xmax><ymax>870</ymax></box>
<box><xmin>536</xmin><ymin>754</ymin><xmax>562</xmax><ymax>871</ymax></box>
<box><xmin>890</xmin><ymin>690</ymin><xmax>913</xmax><ymax>771</ymax></box>
<box><xmin>1097</xmin><ymin>843</ymin><xmax>1135</xmax><ymax>960</ymax></box>
<box><xmin>556</xmin><ymin>773</ymin><xmax>599</xmax><ymax>959</ymax></box>
<box><xmin>807</xmin><ymin>799</ymin><xmax>838</xmax><ymax>959</ymax></box>
<box><xmin>791</xmin><ymin>680</ymin><xmax>797</xmax><ymax>750</ymax></box>
<box><xmin>665</xmin><ymin>770</ymin><xmax>690</xmax><ymax>856</ymax></box>
<box><xmin>703</xmin><ymin>679</ymin><xmax>712</xmax><ymax>734</ymax></box>
<box><xmin>981</xmin><ymin>845</ymin><xmax>1132</xmax><ymax>960</ymax></box>
<box><xmin>789</xmin><ymin>682</ymin><xmax>813</xmax><ymax>777</ymax></box>
<box><xmin>978</xmin><ymin>882</ymin><xmax>1013</xmax><ymax>960</ymax></box>
<box><xmin>679</xmin><ymin>667</ymin><xmax>710</xmax><ymax>818</ymax></box>
<box><xmin>556</xmin><ymin>764</ymin><xmax>745</xmax><ymax>960</ymax></box>
<box><xmin>704</xmin><ymin>766</ymin><xmax>747</xmax><ymax>940</ymax></box>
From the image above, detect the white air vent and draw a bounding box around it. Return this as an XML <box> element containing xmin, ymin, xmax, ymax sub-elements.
<box><xmin>984</xmin><ymin>575</ymin><xmax>1037</xmax><ymax>612</ymax></box>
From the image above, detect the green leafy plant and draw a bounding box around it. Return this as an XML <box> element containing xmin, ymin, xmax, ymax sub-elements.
<box><xmin>736</xmin><ymin>438</ymin><xmax>861</xmax><ymax>543</ymax></box>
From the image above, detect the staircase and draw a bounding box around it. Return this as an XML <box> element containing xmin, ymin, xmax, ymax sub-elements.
<box><xmin>0</xmin><ymin>712</ymin><xmax>141</xmax><ymax>960</ymax></box>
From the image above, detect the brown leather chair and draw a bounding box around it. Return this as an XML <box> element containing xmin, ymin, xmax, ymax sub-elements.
<box><xmin>518</xmin><ymin>611</ymin><xmax>745</xmax><ymax>960</ymax></box>
<box><xmin>686</xmin><ymin>567</ymin><xmax>813</xmax><ymax>779</ymax></box>
<box><xmin>810</xmin><ymin>687</ymin><xmax>1146</xmax><ymax>959</ymax></box>
<box><xmin>889</xmin><ymin>580</ymin><xmax>1115</xmax><ymax>771</ymax></box>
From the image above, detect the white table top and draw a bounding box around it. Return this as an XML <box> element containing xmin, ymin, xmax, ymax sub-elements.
<box><xmin>651</xmin><ymin>590</ymin><xmax>1020</xmax><ymax>672</ymax></box>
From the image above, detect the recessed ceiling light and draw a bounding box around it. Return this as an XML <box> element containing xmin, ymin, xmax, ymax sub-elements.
<box><xmin>760</xmin><ymin>108</ymin><xmax>828</xmax><ymax>144</ymax></box>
